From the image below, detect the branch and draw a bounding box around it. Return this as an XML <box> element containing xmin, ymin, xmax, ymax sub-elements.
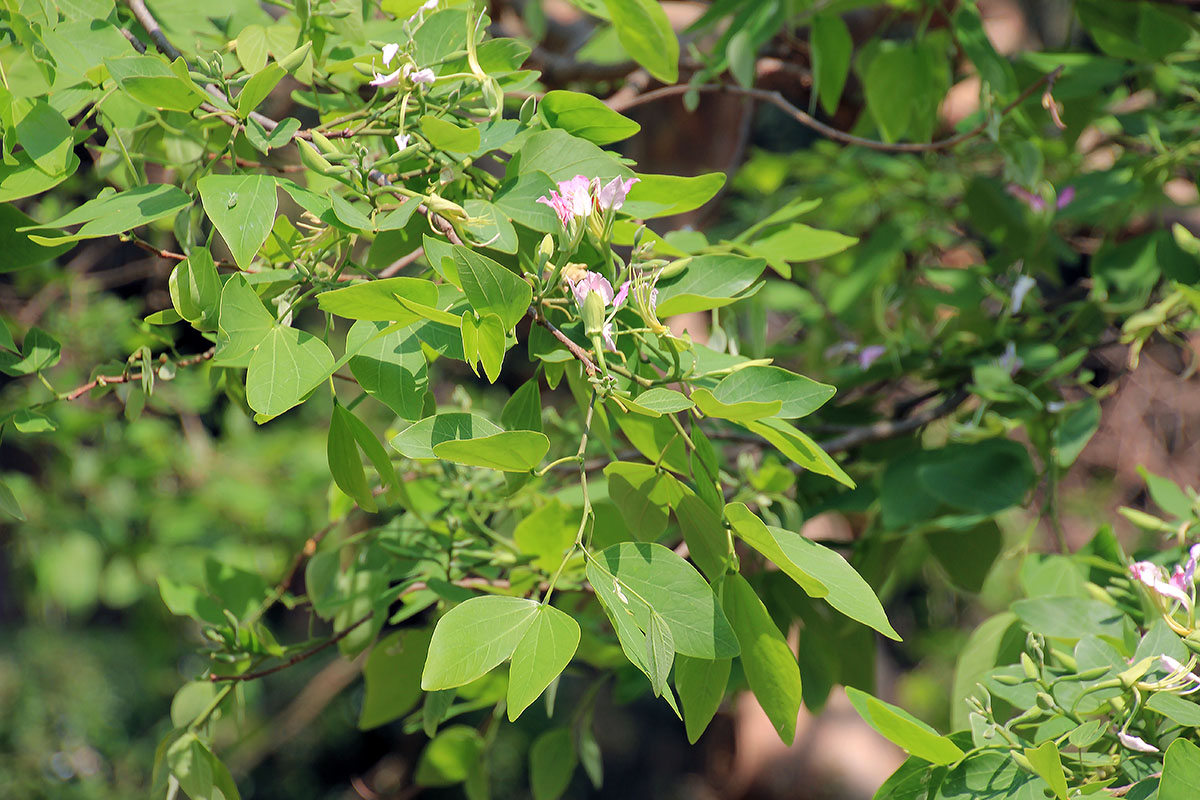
<box><xmin>609</xmin><ymin>66</ymin><xmax>1065</xmax><ymax>153</ymax></box>
<box><xmin>210</xmin><ymin>612</ymin><xmax>374</xmax><ymax>683</ymax></box>
<box><xmin>63</xmin><ymin>348</ymin><xmax>215</xmax><ymax>401</ymax></box>
<box><xmin>528</xmin><ymin>306</ymin><xmax>597</xmax><ymax>377</ymax></box>
<box><xmin>818</xmin><ymin>390</ymin><xmax>969</xmax><ymax>453</ymax></box>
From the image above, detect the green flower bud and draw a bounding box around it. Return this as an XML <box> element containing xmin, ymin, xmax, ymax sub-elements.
<box><xmin>425</xmin><ymin>194</ymin><xmax>468</xmax><ymax>224</ymax></box>
<box><xmin>658</xmin><ymin>257</ymin><xmax>692</xmax><ymax>279</ymax></box>
<box><xmin>1021</xmin><ymin>652</ymin><xmax>1039</xmax><ymax>681</ymax></box>
<box><xmin>538</xmin><ymin>234</ymin><xmax>555</xmax><ymax>263</ymax></box>
<box><xmin>297</xmin><ymin>139</ymin><xmax>333</xmax><ymax>174</ymax></box>
<box><xmin>582</xmin><ymin>290</ymin><xmax>606</xmax><ymax>338</ymax></box>
<box><xmin>519</xmin><ymin>95</ymin><xmax>537</xmax><ymax>126</ymax></box>
<box><xmin>278</xmin><ymin>41</ymin><xmax>313</xmax><ymax>74</ymax></box>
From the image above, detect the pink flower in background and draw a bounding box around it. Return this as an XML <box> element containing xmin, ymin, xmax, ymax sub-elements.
<box><xmin>1169</xmin><ymin>544</ymin><xmax>1200</xmax><ymax>594</ymax></box>
<box><xmin>1007</xmin><ymin>184</ymin><xmax>1045</xmax><ymax>212</ymax></box>
<box><xmin>1130</xmin><ymin>560</ymin><xmax>1192</xmax><ymax>607</ymax></box>
<box><xmin>1056</xmin><ymin>186</ymin><xmax>1075</xmax><ymax>210</ymax></box>
<box><xmin>858</xmin><ymin>345</ymin><xmax>886</xmax><ymax>370</ymax></box>
<box><xmin>370</xmin><ymin>68</ymin><xmax>403</xmax><ymax>87</ymax></box>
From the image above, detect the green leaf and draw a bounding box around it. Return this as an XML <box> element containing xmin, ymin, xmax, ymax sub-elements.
<box><xmin>329</xmin><ymin>403</ymin><xmax>377</xmax><ymax>511</ymax></box>
<box><xmin>691</xmin><ymin>387</ymin><xmax>780</xmax><ymax>422</ymax></box>
<box><xmin>723</xmin><ymin>573</ymin><xmax>803</xmax><ymax>745</ymax></box>
<box><xmin>1161</xmin><ymin>738</ymin><xmax>1200</xmax><ymax>800</ymax></box>
<box><xmin>462</xmin><ymin>200</ymin><xmax>518</xmax><ymax>254</ymax></box>
<box><xmin>845</xmin><ymin>687</ymin><xmax>964</xmax><ymax>765</ymax></box>
<box><xmin>529</xmin><ymin>728</ymin><xmax>577</xmax><ymax>800</ymax></box>
<box><xmin>655</xmin><ymin>254</ymin><xmax>766</xmax><ymax>316</ymax></box>
<box><xmin>675</xmin><ymin>655</ymin><xmax>730</xmax><ymax>744</ymax></box>
<box><xmin>433</xmin><ymin>430</ymin><xmax>550</xmax><ymax>472</ymax></box>
<box><xmin>237</xmin><ymin>63</ymin><xmax>284</xmax><ymax>117</ymax></box>
<box><xmin>235</xmin><ymin>23</ymin><xmax>269</xmax><ymax>73</ymax></box>
<box><xmin>12</xmin><ymin>99</ymin><xmax>73</xmax><ymax>177</ymax></box>
<box><xmin>22</xmin><ymin>184</ymin><xmax>193</xmax><ymax>246</ymax></box>
<box><xmin>416</xmin><ymin>726</ymin><xmax>485</xmax><ymax>787</ymax></box>
<box><xmin>538</xmin><ymin>90</ymin><xmax>641</xmax><ymax>145</ymax></box>
<box><xmin>476</xmin><ymin>313</ymin><xmax>506</xmax><ymax>383</ymax></box>
<box><xmin>950</xmin><ymin>613</ymin><xmax>1021</xmax><ymax>730</ymax></box>
<box><xmin>726</xmin><ymin>28</ymin><xmax>756</xmax><ymax>88</ymax></box>
<box><xmin>811</xmin><ymin>13</ymin><xmax>852</xmax><ymax>115</ymax></box>
<box><xmin>1011</xmin><ymin>596</ymin><xmax>1132</xmax><ymax>643</ymax></box>
<box><xmin>508</xmin><ymin>604</ymin><xmax>581</xmax><ymax>721</ymax></box>
<box><xmin>452</xmin><ymin>245</ymin><xmax>532</xmax><ymax>330</ymax></box>
<box><xmin>712</xmin><ymin>366</ymin><xmax>834</xmax><ymax>419</ymax></box>
<box><xmin>916</xmin><ymin>439</ymin><xmax>1035</xmax><ymax>515</ymax></box>
<box><xmin>197</xmin><ymin>174</ymin><xmax>278</xmax><ymax>270</ymax></box>
<box><xmin>631</xmin><ymin>387</ymin><xmax>692</xmax><ymax>414</ymax></box>
<box><xmin>105</xmin><ymin>55</ymin><xmax>207</xmax><ymax>111</ymax></box>
<box><xmin>390</xmin><ymin>413</ymin><xmax>503</xmax><ymax>460</ymax></box>
<box><xmin>621</xmin><ymin>172</ymin><xmax>726</xmax><ymax>219</ymax></box>
<box><xmin>725</xmin><ymin>503</ymin><xmax>899</xmax><ymax>639</ymax></box>
<box><xmin>604</xmin><ymin>461</ymin><xmax>683</xmax><ymax>542</ymax></box>
<box><xmin>460</xmin><ymin>312</ymin><xmax>479</xmax><ymax>375</ymax></box>
<box><xmin>586</xmin><ymin>542</ymin><xmax>739</xmax><ymax>660</ymax></box>
<box><xmin>0</xmin><ymin>327</ymin><xmax>61</xmax><ymax>376</ymax></box>
<box><xmin>317</xmin><ymin>277</ymin><xmax>439</xmax><ymax>322</ymax></box>
<box><xmin>744</xmin><ymin>418</ymin><xmax>855</xmax><ymax>488</ymax></box>
<box><xmin>749</xmin><ymin>223</ymin><xmax>858</xmax><ymax>270</ymax></box>
<box><xmin>1022</xmin><ymin>741</ymin><xmax>1068</xmax><ymax>800</ymax></box>
<box><xmin>502</xmin><ymin>379</ymin><xmax>543</xmax><ymax>432</ymax></box>
<box><xmin>0</xmin><ymin>319</ymin><xmax>13</xmax><ymax>353</ymax></box>
<box><xmin>169</xmin><ymin>249</ymin><xmax>220</xmax><ymax>331</ymax></box>
<box><xmin>516</xmin><ymin>129</ymin><xmax>630</xmax><ymax>184</ymax></box>
<box><xmin>603</xmin><ymin>0</ymin><xmax>679</xmax><ymax>83</ymax></box>
<box><xmin>359</xmin><ymin>628</ymin><xmax>432</xmax><ymax>729</ymax></box>
<box><xmin>0</xmin><ymin>480</ymin><xmax>25</xmax><ymax>521</ymax></box>
<box><xmin>422</xmin><ymin>595</ymin><xmax>539</xmax><ymax>690</ymax></box>
<box><xmin>246</xmin><ymin>326</ymin><xmax>336</xmax><ymax>420</ymax></box>
<box><xmin>215</xmin><ymin>275</ymin><xmax>275</xmax><ymax>364</ymax></box>
<box><xmin>420</xmin><ymin>115</ymin><xmax>481</xmax><ymax>154</ymax></box>
<box><xmin>0</xmin><ymin>150</ymin><xmax>80</xmax><ymax>204</ymax></box>
<box><xmin>863</xmin><ymin>44</ymin><xmax>916</xmax><ymax>142</ymax></box>
<box><xmin>493</xmin><ymin>171</ymin><xmax>562</xmax><ymax>232</ymax></box>
<box><xmin>0</xmin><ymin>205</ymin><xmax>72</xmax><ymax>273</ymax></box>
<box><xmin>645</xmin><ymin>610</ymin><xmax>675</xmax><ymax>697</ymax></box>
<box><xmin>1138</xmin><ymin>466</ymin><xmax>1194</xmax><ymax>519</ymax></box>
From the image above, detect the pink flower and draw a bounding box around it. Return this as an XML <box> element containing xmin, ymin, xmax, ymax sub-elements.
<box><xmin>858</xmin><ymin>345</ymin><xmax>886</xmax><ymax>370</ymax></box>
<box><xmin>596</xmin><ymin>176</ymin><xmax>638</xmax><ymax>211</ymax></box>
<box><xmin>1007</xmin><ymin>184</ymin><xmax>1045</xmax><ymax>212</ymax></box>
<box><xmin>568</xmin><ymin>271</ymin><xmax>615</xmax><ymax>308</ymax></box>
<box><xmin>601</xmin><ymin>322</ymin><xmax>617</xmax><ymax>352</ymax></box>
<box><xmin>1117</xmin><ymin>732</ymin><xmax>1159</xmax><ymax>753</ymax></box>
<box><xmin>370</xmin><ymin>68</ymin><xmax>403</xmax><ymax>87</ymax></box>
<box><xmin>1130</xmin><ymin>560</ymin><xmax>1192</xmax><ymax>607</ymax></box>
<box><xmin>1056</xmin><ymin>186</ymin><xmax>1075</xmax><ymax>210</ymax></box>
<box><xmin>381</xmin><ymin>43</ymin><xmax>401</xmax><ymax>68</ymax></box>
<box><xmin>410</xmin><ymin>68</ymin><xmax>436</xmax><ymax>85</ymax></box>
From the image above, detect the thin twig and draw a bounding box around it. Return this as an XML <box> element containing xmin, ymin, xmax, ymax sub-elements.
<box><xmin>528</xmin><ymin>307</ymin><xmax>597</xmax><ymax>376</ymax></box>
<box><xmin>63</xmin><ymin>348</ymin><xmax>215</xmax><ymax>401</ymax></box>
<box><xmin>376</xmin><ymin>248</ymin><xmax>424</xmax><ymax>278</ymax></box>
<box><xmin>609</xmin><ymin>66</ymin><xmax>1065</xmax><ymax>153</ymax></box>
<box><xmin>819</xmin><ymin>390</ymin><xmax>969</xmax><ymax>453</ymax></box>
<box><xmin>210</xmin><ymin>612</ymin><xmax>374</xmax><ymax>683</ymax></box>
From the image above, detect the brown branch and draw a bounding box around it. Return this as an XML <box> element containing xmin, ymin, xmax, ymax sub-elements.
<box><xmin>609</xmin><ymin>66</ymin><xmax>1065</xmax><ymax>153</ymax></box>
<box><xmin>377</xmin><ymin>248</ymin><xmax>424</xmax><ymax>279</ymax></box>
<box><xmin>528</xmin><ymin>307</ymin><xmax>597</xmax><ymax>377</ymax></box>
<box><xmin>63</xmin><ymin>348</ymin><xmax>215</xmax><ymax>401</ymax></box>
<box><xmin>277</xmin><ymin>523</ymin><xmax>336</xmax><ymax>595</ymax></box>
<box><xmin>818</xmin><ymin>390</ymin><xmax>969</xmax><ymax>453</ymax></box>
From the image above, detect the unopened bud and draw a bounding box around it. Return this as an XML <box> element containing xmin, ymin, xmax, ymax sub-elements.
<box><xmin>659</xmin><ymin>257</ymin><xmax>691</xmax><ymax>279</ymax></box>
<box><xmin>297</xmin><ymin>139</ymin><xmax>333</xmax><ymax>173</ymax></box>
<box><xmin>309</xmin><ymin>130</ymin><xmax>338</xmax><ymax>155</ymax></box>
<box><xmin>424</xmin><ymin>194</ymin><xmax>468</xmax><ymax>223</ymax></box>
<box><xmin>1021</xmin><ymin>652</ymin><xmax>1039</xmax><ymax>681</ymax></box>
<box><xmin>582</xmin><ymin>291</ymin><xmax>605</xmax><ymax>338</ymax></box>
<box><xmin>519</xmin><ymin>95</ymin><xmax>537</xmax><ymax>125</ymax></box>
<box><xmin>278</xmin><ymin>41</ymin><xmax>312</xmax><ymax>73</ymax></box>
<box><xmin>537</xmin><ymin>234</ymin><xmax>554</xmax><ymax>263</ymax></box>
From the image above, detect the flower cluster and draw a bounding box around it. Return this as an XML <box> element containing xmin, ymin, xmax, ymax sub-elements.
<box><xmin>1130</xmin><ymin>544</ymin><xmax>1200</xmax><ymax>633</ymax></box>
<box><xmin>562</xmin><ymin>267</ymin><xmax>667</xmax><ymax>353</ymax></box>
<box><xmin>537</xmin><ymin>175</ymin><xmax>638</xmax><ymax>232</ymax></box>
<box><xmin>370</xmin><ymin>38</ymin><xmax>436</xmax><ymax>88</ymax></box>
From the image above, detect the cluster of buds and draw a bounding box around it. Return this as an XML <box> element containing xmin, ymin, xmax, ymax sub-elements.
<box><xmin>1129</xmin><ymin>544</ymin><xmax>1200</xmax><ymax>634</ymax></box>
<box><xmin>537</xmin><ymin>174</ymin><xmax>638</xmax><ymax>241</ymax></box>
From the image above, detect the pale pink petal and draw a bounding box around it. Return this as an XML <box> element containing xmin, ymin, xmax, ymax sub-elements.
<box><xmin>381</xmin><ymin>43</ymin><xmax>401</xmax><ymax>68</ymax></box>
<box><xmin>1118</xmin><ymin>732</ymin><xmax>1159</xmax><ymax>753</ymax></box>
<box><xmin>601</xmin><ymin>322</ymin><xmax>617</xmax><ymax>352</ymax></box>
<box><xmin>613</xmin><ymin>281</ymin><xmax>630</xmax><ymax>310</ymax></box>
<box><xmin>1056</xmin><ymin>186</ymin><xmax>1075</xmax><ymax>210</ymax></box>
<box><xmin>370</xmin><ymin>68</ymin><xmax>403</xmax><ymax>87</ymax></box>
<box><xmin>411</xmin><ymin>68</ymin><xmax>436</xmax><ymax>85</ymax></box>
<box><xmin>597</xmin><ymin>176</ymin><xmax>639</xmax><ymax>211</ymax></box>
<box><xmin>394</xmin><ymin>133</ymin><xmax>410</xmax><ymax>149</ymax></box>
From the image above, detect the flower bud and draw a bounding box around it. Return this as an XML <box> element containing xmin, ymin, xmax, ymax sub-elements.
<box><xmin>537</xmin><ymin>234</ymin><xmax>555</xmax><ymax>263</ymax></box>
<box><xmin>658</xmin><ymin>257</ymin><xmax>691</xmax><ymax>280</ymax></box>
<box><xmin>1020</xmin><ymin>652</ymin><xmax>1039</xmax><ymax>681</ymax></box>
<box><xmin>278</xmin><ymin>41</ymin><xmax>313</xmax><ymax>73</ymax></box>
<box><xmin>424</xmin><ymin>194</ymin><xmax>468</xmax><ymax>224</ymax></box>
<box><xmin>297</xmin><ymin>139</ymin><xmax>334</xmax><ymax>174</ymax></box>
<box><xmin>582</xmin><ymin>290</ymin><xmax>606</xmax><ymax>338</ymax></box>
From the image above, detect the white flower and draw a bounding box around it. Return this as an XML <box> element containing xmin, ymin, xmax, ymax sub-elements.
<box><xmin>381</xmin><ymin>42</ymin><xmax>401</xmax><ymax>68</ymax></box>
<box><xmin>1011</xmin><ymin>275</ymin><xmax>1036</xmax><ymax>314</ymax></box>
<box><xmin>410</xmin><ymin>68</ymin><xmax>436</xmax><ymax>85</ymax></box>
<box><xmin>1117</xmin><ymin>731</ymin><xmax>1159</xmax><ymax>753</ymax></box>
<box><xmin>394</xmin><ymin>133</ymin><xmax>410</xmax><ymax>150</ymax></box>
<box><xmin>370</xmin><ymin>68</ymin><xmax>403</xmax><ymax>87</ymax></box>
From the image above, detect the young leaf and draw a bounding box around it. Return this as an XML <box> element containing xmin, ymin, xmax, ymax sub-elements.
<box><xmin>328</xmin><ymin>403</ymin><xmax>377</xmax><ymax>511</ymax></box>
<box><xmin>215</xmin><ymin>275</ymin><xmax>275</xmax><ymax>364</ymax></box>
<box><xmin>197</xmin><ymin>174</ymin><xmax>278</xmax><ymax>270</ymax></box>
<box><xmin>1022</xmin><ymin>741</ymin><xmax>1069</xmax><ymax>800</ymax></box>
<box><xmin>237</xmin><ymin>64</ymin><xmax>285</xmax><ymax>117</ymax></box>
<box><xmin>169</xmin><ymin>249</ymin><xmax>220</xmax><ymax>331</ymax></box>
<box><xmin>603</xmin><ymin>0</ymin><xmax>679</xmax><ymax>83</ymax></box>
<box><xmin>845</xmin><ymin>687</ymin><xmax>964</xmax><ymax>765</ymax></box>
<box><xmin>645</xmin><ymin>610</ymin><xmax>675</xmax><ymax>697</ymax></box>
<box><xmin>21</xmin><ymin>184</ymin><xmax>193</xmax><ymax>246</ymax></box>
<box><xmin>476</xmin><ymin>313</ymin><xmax>506</xmax><ymax>383</ymax></box>
<box><xmin>712</xmin><ymin>366</ymin><xmax>834</xmax><ymax>419</ymax></box>
<box><xmin>420</xmin><ymin>115</ymin><xmax>481</xmax><ymax>154</ymax></box>
<box><xmin>432</xmin><ymin>430</ymin><xmax>550</xmax><ymax>472</ymax></box>
<box><xmin>723</xmin><ymin>573</ymin><xmax>803</xmax><ymax>745</ymax></box>
<box><xmin>529</xmin><ymin>728</ymin><xmax>577</xmax><ymax>800</ymax></box>
<box><xmin>508</xmin><ymin>604</ymin><xmax>581</xmax><ymax>721</ymax></box>
<box><xmin>675</xmin><ymin>655</ymin><xmax>731</xmax><ymax>744</ymax></box>
<box><xmin>422</xmin><ymin>595</ymin><xmax>539</xmax><ymax>690</ymax></box>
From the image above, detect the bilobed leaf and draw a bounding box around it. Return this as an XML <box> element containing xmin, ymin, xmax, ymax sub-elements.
<box><xmin>235</xmin><ymin>23</ymin><xmax>269</xmax><ymax>73</ymax></box>
<box><xmin>529</xmin><ymin>728</ymin><xmax>577</xmax><ymax>800</ymax></box>
<box><xmin>603</xmin><ymin>0</ymin><xmax>679</xmax><ymax>83</ymax></box>
<box><xmin>328</xmin><ymin>403</ymin><xmax>376</xmax><ymax>511</ymax></box>
<box><xmin>346</xmin><ymin>320</ymin><xmax>428</xmax><ymax>422</ymax></box>
<box><xmin>433</xmin><ymin>430</ymin><xmax>550</xmax><ymax>472</ymax></box>
<box><xmin>691</xmin><ymin>387</ymin><xmax>780</xmax><ymax>422</ymax></box>
<box><xmin>586</xmin><ymin>542</ymin><xmax>739</xmax><ymax>659</ymax></box>
<box><xmin>317</xmin><ymin>277</ymin><xmax>439</xmax><ymax>322</ymax></box>
<box><xmin>215</xmin><ymin>275</ymin><xmax>275</xmax><ymax>363</ymax></box>
<box><xmin>712</xmin><ymin>366</ymin><xmax>834</xmax><ymax>419</ymax></box>
<box><xmin>675</xmin><ymin>655</ymin><xmax>730</xmax><ymax>743</ymax></box>
<box><xmin>603</xmin><ymin>461</ymin><xmax>684</xmax><ymax>542</ymax></box>
<box><xmin>0</xmin><ymin>327</ymin><xmax>61</xmax><ymax>376</ymax></box>
<box><xmin>197</xmin><ymin>174</ymin><xmax>278</xmax><ymax>270</ymax></box>
<box><xmin>390</xmin><ymin>413</ymin><xmax>503</xmax><ymax>459</ymax></box>
<box><xmin>655</xmin><ymin>254</ymin><xmax>766</xmax><ymax>316</ymax></box>
<box><xmin>811</xmin><ymin>13</ymin><xmax>853</xmax><ymax>115</ymax></box>
<box><xmin>422</xmin><ymin>595</ymin><xmax>539</xmax><ymax>690</ymax></box>
<box><xmin>359</xmin><ymin>628</ymin><xmax>432</xmax><ymax>729</ymax></box>
<box><xmin>105</xmin><ymin>55</ymin><xmax>207</xmax><ymax>111</ymax></box>
<box><xmin>476</xmin><ymin>313</ymin><xmax>506</xmax><ymax>383</ymax></box>
<box><xmin>538</xmin><ymin>90</ymin><xmax>641</xmax><ymax>145</ymax></box>
<box><xmin>420</xmin><ymin>114</ymin><xmax>481</xmax><ymax>154</ymax></box>
<box><xmin>744</xmin><ymin>418</ymin><xmax>855</xmax><ymax>488</ymax></box>
<box><xmin>246</xmin><ymin>326</ymin><xmax>336</xmax><ymax>420</ymax></box>
<box><xmin>723</xmin><ymin>573</ymin><xmax>803</xmax><ymax>745</ymax></box>
<box><xmin>726</xmin><ymin>503</ymin><xmax>899</xmax><ymax>639</ymax></box>
<box><xmin>1161</xmin><ymin>738</ymin><xmax>1200</xmax><ymax>800</ymax></box>
<box><xmin>1023</xmin><ymin>741</ymin><xmax>1068</xmax><ymax>800</ymax></box>
<box><xmin>0</xmin><ymin>150</ymin><xmax>80</xmax><ymax>204</ymax></box>
<box><xmin>508</xmin><ymin>604</ymin><xmax>581</xmax><ymax>721</ymax></box>
<box><xmin>645</xmin><ymin>610</ymin><xmax>674</xmax><ymax>697</ymax></box>
<box><xmin>21</xmin><ymin>184</ymin><xmax>193</xmax><ymax>246</ymax></box>
<box><xmin>845</xmin><ymin>687</ymin><xmax>964</xmax><ymax>765</ymax></box>
<box><xmin>452</xmin><ymin>246</ymin><xmax>532</xmax><ymax>330</ymax></box>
